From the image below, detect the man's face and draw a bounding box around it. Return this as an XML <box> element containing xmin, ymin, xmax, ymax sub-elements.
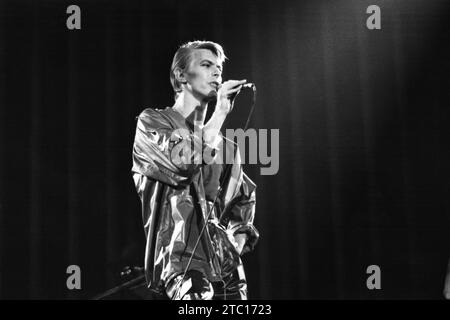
<box><xmin>184</xmin><ymin>49</ymin><xmax>223</xmax><ymax>101</ymax></box>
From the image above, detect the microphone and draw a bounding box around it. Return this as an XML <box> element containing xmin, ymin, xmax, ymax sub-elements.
<box><xmin>229</xmin><ymin>82</ymin><xmax>255</xmax><ymax>109</ymax></box>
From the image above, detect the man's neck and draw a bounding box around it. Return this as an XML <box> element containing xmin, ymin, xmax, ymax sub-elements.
<box><xmin>172</xmin><ymin>91</ymin><xmax>209</xmax><ymax>126</ymax></box>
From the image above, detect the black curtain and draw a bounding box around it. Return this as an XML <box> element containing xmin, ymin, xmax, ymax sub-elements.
<box><xmin>0</xmin><ymin>0</ymin><xmax>449</xmax><ymax>299</ymax></box>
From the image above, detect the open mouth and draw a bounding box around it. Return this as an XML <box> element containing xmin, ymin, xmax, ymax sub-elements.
<box><xmin>209</xmin><ymin>82</ymin><xmax>220</xmax><ymax>89</ymax></box>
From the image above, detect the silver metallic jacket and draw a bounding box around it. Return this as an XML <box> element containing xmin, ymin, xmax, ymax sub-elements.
<box><xmin>132</xmin><ymin>107</ymin><xmax>259</xmax><ymax>294</ymax></box>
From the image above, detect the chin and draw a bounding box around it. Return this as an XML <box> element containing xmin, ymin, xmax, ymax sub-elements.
<box><xmin>205</xmin><ymin>89</ymin><xmax>218</xmax><ymax>100</ymax></box>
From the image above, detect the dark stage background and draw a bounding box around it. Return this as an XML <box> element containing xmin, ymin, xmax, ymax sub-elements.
<box><xmin>0</xmin><ymin>0</ymin><xmax>449</xmax><ymax>299</ymax></box>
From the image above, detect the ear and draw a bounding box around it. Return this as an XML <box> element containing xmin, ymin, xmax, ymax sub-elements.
<box><xmin>174</xmin><ymin>67</ymin><xmax>187</xmax><ymax>84</ymax></box>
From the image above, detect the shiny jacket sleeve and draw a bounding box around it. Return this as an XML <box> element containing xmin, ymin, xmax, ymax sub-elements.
<box><xmin>132</xmin><ymin>108</ymin><xmax>216</xmax><ymax>187</ymax></box>
<box><xmin>220</xmin><ymin>142</ymin><xmax>259</xmax><ymax>255</ymax></box>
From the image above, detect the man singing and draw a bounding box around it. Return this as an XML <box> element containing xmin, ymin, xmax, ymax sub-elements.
<box><xmin>132</xmin><ymin>41</ymin><xmax>259</xmax><ymax>300</ymax></box>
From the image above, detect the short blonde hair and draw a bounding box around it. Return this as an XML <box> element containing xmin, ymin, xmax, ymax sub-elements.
<box><xmin>170</xmin><ymin>41</ymin><xmax>227</xmax><ymax>99</ymax></box>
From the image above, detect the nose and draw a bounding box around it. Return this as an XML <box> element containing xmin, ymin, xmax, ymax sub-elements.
<box><xmin>212</xmin><ymin>65</ymin><xmax>221</xmax><ymax>78</ymax></box>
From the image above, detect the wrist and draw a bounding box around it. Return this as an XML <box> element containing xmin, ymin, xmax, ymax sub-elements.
<box><xmin>216</xmin><ymin>98</ymin><xmax>231</xmax><ymax>115</ymax></box>
<box><xmin>206</xmin><ymin>108</ymin><xmax>228</xmax><ymax>128</ymax></box>
<box><xmin>213</xmin><ymin>107</ymin><xmax>229</xmax><ymax>119</ymax></box>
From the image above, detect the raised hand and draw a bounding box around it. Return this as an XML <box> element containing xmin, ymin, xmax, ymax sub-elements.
<box><xmin>216</xmin><ymin>79</ymin><xmax>247</xmax><ymax>114</ymax></box>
